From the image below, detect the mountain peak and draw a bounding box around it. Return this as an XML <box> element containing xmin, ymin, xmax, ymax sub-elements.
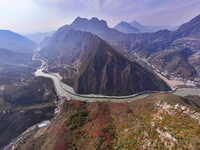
<box><xmin>90</xmin><ymin>17</ymin><xmax>99</xmax><ymax>21</ymax></box>
<box><xmin>73</xmin><ymin>16</ymin><xmax>88</xmax><ymax>23</ymax></box>
<box><xmin>129</xmin><ymin>21</ymin><xmax>153</xmax><ymax>33</ymax></box>
<box><xmin>114</xmin><ymin>21</ymin><xmax>141</xmax><ymax>33</ymax></box>
<box><xmin>129</xmin><ymin>20</ymin><xmax>143</xmax><ymax>28</ymax></box>
<box><xmin>120</xmin><ymin>21</ymin><xmax>126</xmax><ymax>24</ymax></box>
<box><xmin>70</xmin><ymin>17</ymin><xmax>109</xmax><ymax>31</ymax></box>
<box><xmin>41</xmin><ymin>16</ymin><xmax>115</xmax><ymax>49</ymax></box>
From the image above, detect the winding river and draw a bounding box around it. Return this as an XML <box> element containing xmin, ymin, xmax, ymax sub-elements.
<box><xmin>35</xmin><ymin>68</ymin><xmax>154</xmax><ymax>102</ymax></box>
<box><xmin>34</xmin><ymin>58</ymin><xmax>200</xmax><ymax>102</ymax></box>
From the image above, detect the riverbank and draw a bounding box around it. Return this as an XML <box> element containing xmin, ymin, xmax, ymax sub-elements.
<box><xmin>34</xmin><ymin>53</ymin><xmax>200</xmax><ymax>102</ymax></box>
<box><xmin>3</xmin><ymin>97</ymin><xmax>67</xmax><ymax>150</ymax></box>
<box><xmin>155</xmin><ymin>71</ymin><xmax>186</xmax><ymax>89</ymax></box>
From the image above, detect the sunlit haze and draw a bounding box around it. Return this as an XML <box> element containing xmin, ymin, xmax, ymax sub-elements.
<box><xmin>0</xmin><ymin>0</ymin><xmax>200</xmax><ymax>34</ymax></box>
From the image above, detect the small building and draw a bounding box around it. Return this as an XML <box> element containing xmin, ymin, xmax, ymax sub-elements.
<box><xmin>38</xmin><ymin>122</ymin><xmax>48</xmax><ymax>128</ymax></box>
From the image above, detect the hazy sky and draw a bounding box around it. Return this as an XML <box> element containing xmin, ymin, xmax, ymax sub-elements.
<box><xmin>0</xmin><ymin>0</ymin><xmax>200</xmax><ymax>34</ymax></box>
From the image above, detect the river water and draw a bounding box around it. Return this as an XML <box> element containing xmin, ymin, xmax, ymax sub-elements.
<box><xmin>35</xmin><ymin>65</ymin><xmax>200</xmax><ymax>102</ymax></box>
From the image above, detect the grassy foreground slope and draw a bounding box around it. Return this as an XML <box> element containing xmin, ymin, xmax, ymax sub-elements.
<box><xmin>14</xmin><ymin>93</ymin><xmax>200</xmax><ymax>150</ymax></box>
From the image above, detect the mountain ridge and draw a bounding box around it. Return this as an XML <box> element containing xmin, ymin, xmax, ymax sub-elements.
<box><xmin>40</xmin><ymin>17</ymin><xmax>128</xmax><ymax>51</ymax></box>
<box><xmin>0</xmin><ymin>30</ymin><xmax>37</xmax><ymax>53</ymax></box>
<box><xmin>25</xmin><ymin>30</ymin><xmax>56</xmax><ymax>44</ymax></box>
<box><xmin>40</xmin><ymin>15</ymin><xmax>200</xmax><ymax>79</ymax></box>
<box><xmin>40</xmin><ymin>30</ymin><xmax>171</xmax><ymax>96</ymax></box>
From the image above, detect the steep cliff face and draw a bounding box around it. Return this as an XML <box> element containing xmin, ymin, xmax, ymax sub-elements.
<box><xmin>73</xmin><ymin>39</ymin><xmax>170</xmax><ymax>96</ymax></box>
<box><xmin>40</xmin><ymin>30</ymin><xmax>170</xmax><ymax>96</ymax></box>
<box><xmin>40</xmin><ymin>16</ymin><xmax>200</xmax><ymax>80</ymax></box>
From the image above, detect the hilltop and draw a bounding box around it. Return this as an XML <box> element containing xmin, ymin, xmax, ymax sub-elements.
<box><xmin>11</xmin><ymin>93</ymin><xmax>200</xmax><ymax>150</ymax></box>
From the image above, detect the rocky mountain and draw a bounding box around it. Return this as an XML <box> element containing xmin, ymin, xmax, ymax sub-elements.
<box><xmin>0</xmin><ymin>30</ymin><xmax>37</xmax><ymax>53</ymax></box>
<box><xmin>0</xmin><ymin>48</ymin><xmax>32</xmax><ymax>64</ymax></box>
<box><xmin>126</xmin><ymin>16</ymin><xmax>197</xmax><ymax>60</ymax></box>
<box><xmin>40</xmin><ymin>30</ymin><xmax>170</xmax><ymax>96</ymax></box>
<box><xmin>114</xmin><ymin>21</ymin><xmax>141</xmax><ymax>33</ymax></box>
<box><xmin>41</xmin><ymin>15</ymin><xmax>200</xmax><ymax>56</ymax></box>
<box><xmin>41</xmin><ymin>15</ymin><xmax>200</xmax><ymax>79</ymax></box>
<box><xmin>40</xmin><ymin>17</ymin><xmax>160</xmax><ymax>56</ymax></box>
<box><xmin>151</xmin><ymin>48</ymin><xmax>197</xmax><ymax>77</ymax></box>
<box><xmin>42</xmin><ymin>17</ymin><xmax>115</xmax><ymax>46</ymax></box>
<box><xmin>129</xmin><ymin>14</ymin><xmax>200</xmax><ymax>77</ymax></box>
<box><xmin>25</xmin><ymin>30</ymin><xmax>56</xmax><ymax>44</ymax></box>
<box><xmin>11</xmin><ymin>93</ymin><xmax>200</xmax><ymax>150</ymax></box>
<box><xmin>40</xmin><ymin>17</ymin><xmax>130</xmax><ymax>53</ymax></box>
<box><xmin>43</xmin><ymin>17</ymin><xmax>179</xmax><ymax>58</ymax></box>
<box><xmin>68</xmin><ymin>17</ymin><xmax>109</xmax><ymax>35</ymax></box>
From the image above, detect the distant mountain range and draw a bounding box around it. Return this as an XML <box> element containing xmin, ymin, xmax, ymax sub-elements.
<box><xmin>25</xmin><ymin>31</ymin><xmax>56</xmax><ymax>44</ymax></box>
<box><xmin>114</xmin><ymin>20</ymin><xmax>180</xmax><ymax>34</ymax></box>
<box><xmin>130</xmin><ymin>14</ymin><xmax>200</xmax><ymax>57</ymax></box>
<box><xmin>129</xmin><ymin>21</ymin><xmax>179</xmax><ymax>33</ymax></box>
<box><xmin>40</xmin><ymin>30</ymin><xmax>170</xmax><ymax>96</ymax></box>
<box><xmin>0</xmin><ymin>30</ymin><xmax>37</xmax><ymax>53</ymax></box>
<box><xmin>40</xmin><ymin>17</ymin><xmax>126</xmax><ymax>51</ymax></box>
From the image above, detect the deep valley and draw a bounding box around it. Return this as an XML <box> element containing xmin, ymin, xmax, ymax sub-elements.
<box><xmin>1</xmin><ymin>11</ymin><xmax>200</xmax><ymax>150</ymax></box>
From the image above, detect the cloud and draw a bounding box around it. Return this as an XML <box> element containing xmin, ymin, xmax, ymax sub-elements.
<box><xmin>78</xmin><ymin>0</ymin><xmax>101</xmax><ymax>11</ymax></box>
<box><xmin>1</xmin><ymin>0</ymin><xmax>200</xmax><ymax>33</ymax></box>
<box><xmin>100</xmin><ymin>0</ymin><xmax>200</xmax><ymax>25</ymax></box>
